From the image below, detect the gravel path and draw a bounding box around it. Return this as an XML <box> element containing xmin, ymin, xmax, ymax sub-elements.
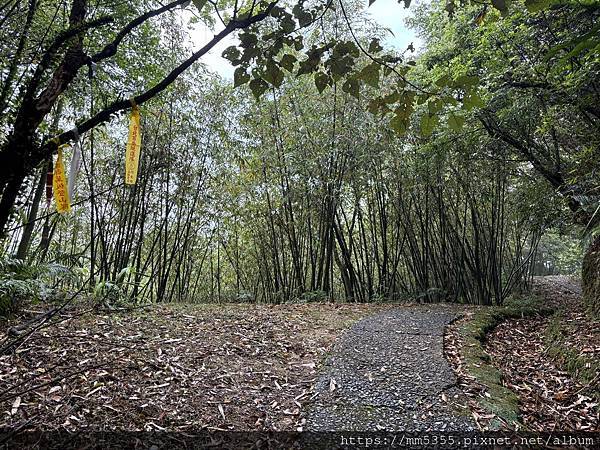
<box><xmin>305</xmin><ymin>307</ymin><xmax>476</xmax><ymax>432</ymax></box>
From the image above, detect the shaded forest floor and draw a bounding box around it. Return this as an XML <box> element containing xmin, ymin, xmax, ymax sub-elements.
<box><xmin>486</xmin><ymin>277</ymin><xmax>599</xmax><ymax>430</ymax></box>
<box><xmin>0</xmin><ymin>303</ymin><xmax>395</xmax><ymax>431</ymax></box>
<box><xmin>446</xmin><ymin>276</ymin><xmax>599</xmax><ymax>431</ymax></box>
<box><xmin>0</xmin><ymin>277</ymin><xmax>598</xmax><ymax>434</ymax></box>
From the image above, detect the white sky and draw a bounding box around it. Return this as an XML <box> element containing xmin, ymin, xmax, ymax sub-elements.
<box><xmin>189</xmin><ymin>0</ymin><xmax>421</xmax><ymax>79</ymax></box>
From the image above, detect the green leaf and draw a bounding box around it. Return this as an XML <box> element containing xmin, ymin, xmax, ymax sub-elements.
<box><xmin>298</xmin><ymin>56</ymin><xmax>320</xmax><ymax>76</ymax></box>
<box><xmin>314</xmin><ymin>72</ymin><xmax>329</xmax><ymax>93</ymax></box>
<box><xmin>435</xmin><ymin>74</ymin><xmax>450</xmax><ymax>87</ymax></box>
<box><xmin>333</xmin><ymin>41</ymin><xmax>359</xmax><ymax>58</ymax></box>
<box><xmin>239</xmin><ymin>33</ymin><xmax>258</xmax><ymax>48</ymax></box>
<box><xmin>222</xmin><ymin>46</ymin><xmax>241</xmax><ymax>62</ymax></box>
<box><xmin>234</xmin><ymin>67</ymin><xmax>250</xmax><ymax>87</ymax></box>
<box><xmin>279</xmin><ymin>54</ymin><xmax>297</xmax><ymax>72</ymax></box>
<box><xmin>269</xmin><ymin>6</ymin><xmax>286</xmax><ymax>18</ymax></box>
<box><xmin>358</xmin><ymin>62</ymin><xmax>380</xmax><ymax>88</ymax></box>
<box><xmin>462</xmin><ymin>90</ymin><xmax>485</xmax><ymax>110</ymax></box>
<box><xmin>368</xmin><ymin>38</ymin><xmax>384</xmax><ymax>54</ymax></box>
<box><xmin>249</xmin><ymin>78</ymin><xmax>268</xmax><ymax>100</ymax></box>
<box><xmin>390</xmin><ymin>113</ymin><xmax>409</xmax><ymax>136</ymax></box>
<box><xmin>294</xmin><ymin>36</ymin><xmax>304</xmax><ymax>51</ymax></box>
<box><xmin>292</xmin><ymin>4</ymin><xmax>313</xmax><ymax>27</ymax></box>
<box><xmin>280</xmin><ymin>15</ymin><xmax>296</xmax><ymax>33</ymax></box>
<box><xmin>544</xmin><ymin>21</ymin><xmax>600</xmax><ymax>62</ymax></box>
<box><xmin>525</xmin><ymin>0</ymin><xmax>551</xmax><ymax>13</ymax></box>
<box><xmin>192</xmin><ymin>0</ymin><xmax>207</xmax><ymax>11</ymax></box>
<box><xmin>428</xmin><ymin>99</ymin><xmax>442</xmax><ymax>116</ymax></box>
<box><xmin>447</xmin><ymin>113</ymin><xmax>465</xmax><ymax>131</ymax></box>
<box><xmin>328</xmin><ymin>55</ymin><xmax>354</xmax><ymax>79</ymax></box>
<box><xmin>420</xmin><ymin>114</ymin><xmax>438</xmax><ymax>136</ymax></box>
<box><xmin>263</xmin><ymin>61</ymin><xmax>284</xmax><ymax>87</ymax></box>
<box><xmin>368</xmin><ymin>97</ymin><xmax>386</xmax><ymax>115</ymax></box>
<box><xmin>454</xmin><ymin>75</ymin><xmax>479</xmax><ymax>86</ymax></box>
<box><xmin>342</xmin><ymin>78</ymin><xmax>360</xmax><ymax>99</ymax></box>
<box><xmin>491</xmin><ymin>0</ymin><xmax>509</xmax><ymax>16</ymax></box>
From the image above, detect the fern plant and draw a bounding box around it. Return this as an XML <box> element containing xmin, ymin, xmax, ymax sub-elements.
<box><xmin>0</xmin><ymin>258</ymin><xmax>74</xmax><ymax>317</ymax></box>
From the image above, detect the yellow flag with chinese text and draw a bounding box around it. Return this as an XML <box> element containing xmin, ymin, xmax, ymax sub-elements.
<box><xmin>125</xmin><ymin>106</ymin><xmax>142</xmax><ymax>184</ymax></box>
<box><xmin>53</xmin><ymin>145</ymin><xmax>70</xmax><ymax>213</ymax></box>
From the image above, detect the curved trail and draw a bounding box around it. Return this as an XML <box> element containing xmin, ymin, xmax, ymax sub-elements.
<box><xmin>306</xmin><ymin>307</ymin><xmax>476</xmax><ymax>432</ymax></box>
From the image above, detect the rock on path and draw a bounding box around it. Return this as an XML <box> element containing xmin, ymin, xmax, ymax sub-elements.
<box><xmin>305</xmin><ymin>307</ymin><xmax>476</xmax><ymax>432</ymax></box>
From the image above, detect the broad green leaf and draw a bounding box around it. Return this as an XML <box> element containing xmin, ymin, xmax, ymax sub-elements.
<box><xmin>292</xmin><ymin>5</ymin><xmax>313</xmax><ymax>27</ymax></box>
<box><xmin>390</xmin><ymin>113</ymin><xmax>409</xmax><ymax>136</ymax></box>
<box><xmin>298</xmin><ymin>54</ymin><xmax>320</xmax><ymax>76</ymax></box>
<box><xmin>263</xmin><ymin>61</ymin><xmax>284</xmax><ymax>87</ymax></box>
<box><xmin>525</xmin><ymin>0</ymin><xmax>552</xmax><ymax>12</ymax></box>
<box><xmin>314</xmin><ymin>72</ymin><xmax>329</xmax><ymax>93</ymax></box>
<box><xmin>455</xmin><ymin>75</ymin><xmax>479</xmax><ymax>86</ymax></box>
<box><xmin>269</xmin><ymin>5</ymin><xmax>286</xmax><ymax>18</ymax></box>
<box><xmin>358</xmin><ymin>62</ymin><xmax>380</xmax><ymax>88</ymax></box>
<box><xmin>222</xmin><ymin>46</ymin><xmax>240</xmax><ymax>62</ymax></box>
<box><xmin>279</xmin><ymin>54</ymin><xmax>297</xmax><ymax>72</ymax></box>
<box><xmin>448</xmin><ymin>113</ymin><xmax>465</xmax><ymax>131</ymax></box>
<box><xmin>416</xmin><ymin>93</ymin><xmax>430</xmax><ymax>105</ymax></box>
<box><xmin>420</xmin><ymin>114</ymin><xmax>438</xmax><ymax>136</ymax></box>
<box><xmin>462</xmin><ymin>90</ymin><xmax>485</xmax><ymax>110</ymax></box>
<box><xmin>280</xmin><ymin>15</ymin><xmax>296</xmax><ymax>33</ymax></box>
<box><xmin>383</xmin><ymin>91</ymin><xmax>400</xmax><ymax>104</ymax></box>
<box><xmin>435</xmin><ymin>74</ymin><xmax>450</xmax><ymax>87</ymax></box>
<box><xmin>239</xmin><ymin>33</ymin><xmax>258</xmax><ymax>48</ymax></box>
<box><xmin>294</xmin><ymin>36</ymin><xmax>304</xmax><ymax>51</ymax></box>
<box><xmin>441</xmin><ymin>95</ymin><xmax>459</xmax><ymax>106</ymax></box>
<box><xmin>491</xmin><ymin>0</ymin><xmax>509</xmax><ymax>16</ymax></box>
<box><xmin>192</xmin><ymin>0</ymin><xmax>207</xmax><ymax>11</ymax></box>
<box><xmin>333</xmin><ymin>41</ymin><xmax>360</xmax><ymax>58</ymax></box>
<box><xmin>544</xmin><ymin>21</ymin><xmax>600</xmax><ymax>61</ymax></box>
<box><xmin>368</xmin><ymin>97</ymin><xmax>386</xmax><ymax>115</ymax></box>
<box><xmin>234</xmin><ymin>68</ymin><xmax>250</xmax><ymax>87</ymax></box>
<box><xmin>328</xmin><ymin>55</ymin><xmax>354</xmax><ymax>79</ymax></box>
<box><xmin>428</xmin><ymin>99</ymin><xmax>442</xmax><ymax>115</ymax></box>
<box><xmin>368</xmin><ymin>38</ymin><xmax>384</xmax><ymax>54</ymax></box>
<box><xmin>342</xmin><ymin>78</ymin><xmax>360</xmax><ymax>99</ymax></box>
<box><xmin>249</xmin><ymin>78</ymin><xmax>268</xmax><ymax>100</ymax></box>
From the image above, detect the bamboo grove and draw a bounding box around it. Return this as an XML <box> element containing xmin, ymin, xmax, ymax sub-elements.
<box><xmin>1</xmin><ymin>1</ymin><xmax>598</xmax><ymax>310</ymax></box>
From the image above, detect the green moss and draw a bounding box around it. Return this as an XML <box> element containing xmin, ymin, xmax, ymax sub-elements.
<box><xmin>544</xmin><ymin>313</ymin><xmax>600</xmax><ymax>398</ymax></box>
<box><xmin>456</xmin><ymin>295</ymin><xmax>553</xmax><ymax>430</ymax></box>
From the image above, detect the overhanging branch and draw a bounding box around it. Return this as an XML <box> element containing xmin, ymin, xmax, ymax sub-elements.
<box><xmin>41</xmin><ymin>2</ymin><xmax>279</xmax><ymax>154</ymax></box>
<box><xmin>91</xmin><ymin>0</ymin><xmax>189</xmax><ymax>63</ymax></box>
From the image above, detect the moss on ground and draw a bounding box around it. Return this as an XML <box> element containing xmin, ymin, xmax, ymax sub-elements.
<box><xmin>544</xmin><ymin>312</ymin><xmax>600</xmax><ymax>399</ymax></box>
<box><xmin>457</xmin><ymin>295</ymin><xmax>554</xmax><ymax>430</ymax></box>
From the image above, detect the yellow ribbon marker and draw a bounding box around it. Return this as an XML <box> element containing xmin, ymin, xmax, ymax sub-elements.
<box><xmin>53</xmin><ymin>145</ymin><xmax>71</xmax><ymax>213</ymax></box>
<box><xmin>125</xmin><ymin>104</ymin><xmax>142</xmax><ymax>185</ymax></box>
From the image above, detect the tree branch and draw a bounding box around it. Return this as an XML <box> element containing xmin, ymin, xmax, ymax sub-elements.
<box><xmin>21</xmin><ymin>16</ymin><xmax>113</xmax><ymax>109</ymax></box>
<box><xmin>41</xmin><ymin>2</ymin><xmax>279</xmax><ymax>154</ymax></box>
<box><xmin>91</xmin><ymin>0</ymin><xmax>188</xmax><ymax>63</ymax></box>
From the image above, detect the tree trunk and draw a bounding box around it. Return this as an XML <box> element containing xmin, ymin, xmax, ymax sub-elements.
<box><xmin>15</xmin><ymin>162</ymin><xmax>47</xmax><ymax>259</ymax></box>
<box><xmin>0</xmin><ymin>165</ymin><xmax>26</xmax><ymax>237</ymax></box>
<box><xmin>582</xmin><ymin>234</ymin><xmax>600</xmax><ymax>318</ymax></box>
